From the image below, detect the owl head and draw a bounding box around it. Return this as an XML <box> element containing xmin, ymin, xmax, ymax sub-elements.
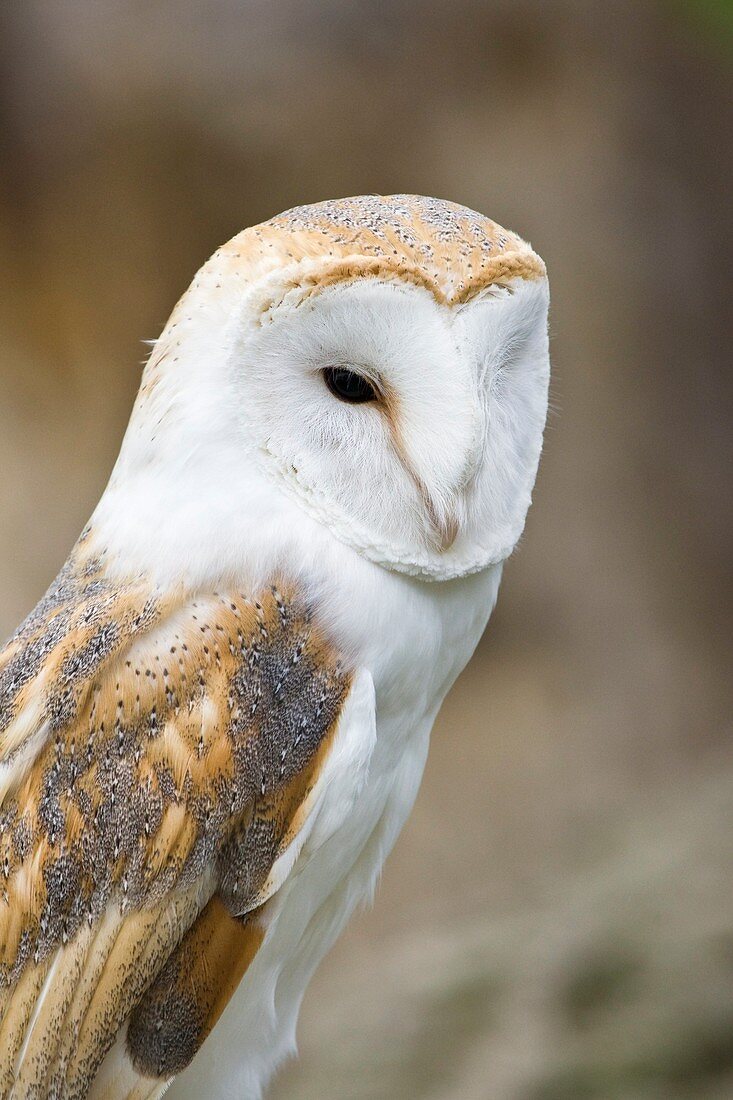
<box><xmin>115</xmin><ymin>195</ymin><xmax>549</xmax><ymax>582</ymax></box>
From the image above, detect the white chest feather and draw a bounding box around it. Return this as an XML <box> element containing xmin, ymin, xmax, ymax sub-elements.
<box><xmin>163</xmin><ymin>554</ymin><xmax>499</xmax><ymax>1100</ymax></box>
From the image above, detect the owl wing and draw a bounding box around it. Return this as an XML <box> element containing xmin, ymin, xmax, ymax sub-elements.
<box><xmin>0</xmin><ymin>555</ymin><xmax>359</xmax><ymax>1099</ymax></box>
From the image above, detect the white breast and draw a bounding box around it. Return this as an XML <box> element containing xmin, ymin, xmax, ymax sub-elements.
<box><xmin>165</xmin><ymin>558</ymin><xmax>501</xmax><ymax>1100</ymax></box>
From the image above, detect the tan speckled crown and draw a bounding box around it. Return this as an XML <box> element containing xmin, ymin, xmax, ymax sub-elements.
<box><xmin>199</xmin><ymin>194</ymin><xmax>546</xmax><ymax>308</ymax></box>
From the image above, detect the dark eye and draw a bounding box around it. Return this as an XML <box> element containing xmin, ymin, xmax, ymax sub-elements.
<box><xmin>322</xmin><ymin>366</ymin><xmax>378</xmax><ymax>404</ymax></box>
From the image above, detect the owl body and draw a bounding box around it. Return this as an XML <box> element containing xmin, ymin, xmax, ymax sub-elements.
<box><xmin>88</xmin><ymin>450</ymin><xmax>502</xmax><ymax>1099</ymax></box>
<box><xmin>0</xmin><ymin>196</ymin><xmax>548</xmax><ymax>1099</ymax></box>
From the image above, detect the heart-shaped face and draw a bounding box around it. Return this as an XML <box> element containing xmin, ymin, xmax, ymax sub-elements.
<box><xmin>108</xmin><ymin>195</ymin><xmax>550</xmax><ymax>582</ymax></box>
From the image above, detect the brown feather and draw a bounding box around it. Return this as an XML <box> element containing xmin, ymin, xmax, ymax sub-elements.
<box><xmin>0</xmin><ymin>547</ymin><xmax>350</xmax><ymax>1098</ymax></box>
<box><xmin>126</xmin><ymin>896</ymin><xmax>266</xmax><ymax>1080</ymax></box>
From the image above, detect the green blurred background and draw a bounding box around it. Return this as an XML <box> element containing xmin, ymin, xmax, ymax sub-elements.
<box><xmin>0</xmin><ymin>3</ymin><xmax>731</xmax><ymax>1097</ymax></box>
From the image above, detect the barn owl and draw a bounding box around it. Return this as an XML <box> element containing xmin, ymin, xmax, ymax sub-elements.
<box><xmin>0</xmin><ymin>195</ymin><xmax>549</xmax><ymax>1099</ymax></box>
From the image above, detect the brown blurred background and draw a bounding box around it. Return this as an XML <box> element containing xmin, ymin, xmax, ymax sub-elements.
<box><xmin>1</xmin><ymin>2</ymin><xmax>731</xmax><ymax>1097</ymax></box>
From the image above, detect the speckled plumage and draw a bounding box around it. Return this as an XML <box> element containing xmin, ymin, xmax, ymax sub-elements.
<box><xmin>175</xmin><ymin>193</ymin><xmax>544</xmax><ymax>327</ymax></box>
<box><xmin>0</xmin><ymin>545</ymin><xmax>348</xmax><ymax>1097</ymax></box>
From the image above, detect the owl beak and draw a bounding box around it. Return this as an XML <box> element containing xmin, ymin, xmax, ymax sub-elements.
<box><xmin>428</xmin><ymin>501</ymin><xmax>459</xmax><ymax>552</ymax></box>
<box><xmin>383</xmin><ymin>404</ymin><xmax>463</xmax><ymax>554</ymax></box>
<box><xmin>438</xmin><ymin>519</ymin><xmax>460</xmax><ymax>552</ymax></box>
<box><xmin>415</xmin><ymin>479</ymin><xmax>460</xmax><ymax>552</ymax></box>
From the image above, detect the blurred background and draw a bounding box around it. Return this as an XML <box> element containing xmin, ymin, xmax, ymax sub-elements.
<box><xmin>0</xmin><ymin>2</ymin><xmax>731</xmax><ymax>1097</ymax></box>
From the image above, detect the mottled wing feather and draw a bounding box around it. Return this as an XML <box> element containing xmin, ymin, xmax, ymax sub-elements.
<box><xmin>126</xmin><ymin>896</ymin><xmax>266</xmax><ymax>1080</ymax></box>
<box><xmin>0</xmin><ymin>550</ymin><xmax>350</xmax><ymax>1099</ymax></box>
